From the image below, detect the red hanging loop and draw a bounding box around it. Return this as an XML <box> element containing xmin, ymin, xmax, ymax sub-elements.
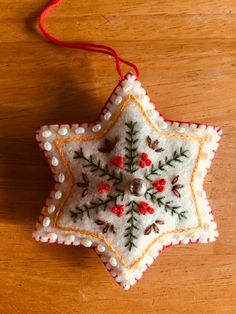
<box><xmin>38</xmin><ymin>0</ymin><xmax>140</xmax><ymax>80</ymax></box>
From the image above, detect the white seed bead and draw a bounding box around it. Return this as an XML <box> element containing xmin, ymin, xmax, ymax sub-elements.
<box><xmin>75</xmin><ymin>127</ymin><xmax>85</xmax><ymax>134</ymax></box>
<box><xmin>104</xmin><ymin>111</ymin><xmax>112</xmax><ymax>121</ymax></box>
<box><xmin>67</xmin><ymin>235</ymin><xmax>75</xmax><ymax>243</ymax></box>
<box><xmin>42</xmin><ymin>130</ymin><xmax>52</xmax><ymax>138</ymax></box>
<box><xmin>44</xmin><ymin>142</ymin><xmax>52</xmax><ymax>151</ymax></box>
<box><xmin>43</xmin><ymin>217</ymin><xmax>51</xmax><ymax>227</ymax></box>
<box><xmin>158</xmin><ymin>121</ymin><xmax>168</xmax><ymax>129</ymax></box>
<box><xmin>92</xmin><ymin>124</ymin><xmax>101</xmax><ymax>133</ymax></box>
<box><xmin>48</xmin><ymin>204</ymin><xmax>56</xmax><ymax>214</ymax></box>
<box><xmin>114</xmin><ymin>95</ymin><xmax>123</xmax><ymax>105</ymax></box>
<box><xmin>58</xmin><ymin>173</ymin><xmax>65</xmax><ymax>183</ymax></box>
<box><xmin>82</xmin><ymin>239</ymin><xmax>92</xmax><ymax>247</ymax></box>
<box><xmin>49</xmin><ymin>233</ymin><xmax>57</xmax><ymax>242</ymax></box>
<box><xmin>58</xmin><ymin>128</ymin><xmax>68</xmax><ymax>136</ymax></box>
<box><xmin>51</xmin><ymin>157</ymin><xmax>59</xmax><ymax>166</ymax></box>
<box><xmin>55</xmin><ymin>190</ymin><xmax>62</xmax><ymax>199</ymax></box>
<box><xmin>176</xmin><ymin>127</ymin><xmax>186</xmax><ymax>133</ymax></box>
<box><xmin>109</xmin><ymin>257</ymin><xmax>117</xmax><ymax>267</ymax></box>
<box><xmin>123</xmin><ymin>84</ymin><xmax>132</xmax><ymax>92</ymax></box>
<box><xmin>97</xmin><ymin>244</ymin><xmax>106</xmax><ymax>253</ymax></box>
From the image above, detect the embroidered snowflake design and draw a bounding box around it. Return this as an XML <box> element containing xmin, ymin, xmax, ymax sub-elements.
<box><xmin>34</xmin><ymin>73</ymin><xmax>221</xmax><ymax>290</ymax></box>
<box><xmin>70</xmin><ymin>120</ymin><xmax>189</xmax><ymax>251</ymax></box>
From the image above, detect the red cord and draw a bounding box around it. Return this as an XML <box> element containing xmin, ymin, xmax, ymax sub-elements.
<box><xmin>38</xmin><ymin>0</ymin><xmax>140</xmax><ymax>79</ymax></box>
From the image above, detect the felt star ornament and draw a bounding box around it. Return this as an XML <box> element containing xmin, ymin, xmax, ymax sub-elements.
<box><xmin>33</xmin><ymin>73</ymin><xmax>222</xmax><ymax>290</ymax></box>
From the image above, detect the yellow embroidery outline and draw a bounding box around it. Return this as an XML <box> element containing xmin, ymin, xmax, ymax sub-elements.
<box><xmin>52</xmin><ymin>95</ymin><xmax>204</xmax><ymax>269</ymax></box>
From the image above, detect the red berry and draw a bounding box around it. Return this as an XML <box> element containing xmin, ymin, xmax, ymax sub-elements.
<box><xmin>152</xmin><ymin>181</ymin><xmax>159</xmax><ymax>188</ymax></box>
<box><xmin>111</xmin><ymin>158</ymin><xmax>116</xmax><ymax>165</ymax></box>
<box><xmin>141</xmin><ymin>152</ymin><xmax>148</xmax><ymax>161</ymax></box>
<box><xmin>117</xmin><ymin>156</ymin><xmax>123</xmax><ymax>162</ymax></box>
<box><xmin>98</xmin><ymin>182</ymin><xmax>105</xmax><ymax>189</ymax></box>
<box><xmin>117</xmin><ymin>211</ymin><xmax>123</xmax><ymax>218</ymax></box>
<box><xmin>139</xmin><ymin>208</ymin><xmax>147</xmax><ymax>215</ymax></box>
<box><xmin>117</xmin><ymin>162</ymin><xmax>123</xmax><ymax>169</ymax></box>
<box><xmin>158</xmin><ymin>178</ymin><xmax>166</xmax><ymax>185</ymax></box>
<box><xmin>140</xmin><ymin>201</ymin><xmax>148</xmax><ymax>209</ymax></box>
<box><xmin>147</xmin><ymin>206</ymin><xmax>155</xmax><ymax>214</ymax></box>
<box><xmin>105</xmin><ymin>184</ymin><xmax>112</xmax><ymax>191</ymax></box>
<box><xmin>157</xmin><ymin>185</ymin><xmax>165</xmax><ymax>192</ymax></box>
<box><xmin>145</xmin><ymin>158</ymin><xmax>152</xmax><ymax>166</ymax></box>
<box><xmin>139</xmin><ymin>160</ymin><xmax>146</xmax><ymax>168</ymax></box>
<box><xmin>98</xmin><ymin>189</ymin><xmax>105</xmax><ymax>194</ymax></box>
<box><xmin>112</xmin><ymin>207</ymin><xmax>118</xmax><ymax>213</ymax></box>
<box><xmin>118</xmin><ymin>205</ymin><xmax>124</xmax><ymax>214</ymax></box>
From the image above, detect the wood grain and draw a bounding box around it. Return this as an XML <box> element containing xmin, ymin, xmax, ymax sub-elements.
<box><xmin>0</xmin><ymin>1</ymin><xmax>235</xmax><ymax>313</ymax></box>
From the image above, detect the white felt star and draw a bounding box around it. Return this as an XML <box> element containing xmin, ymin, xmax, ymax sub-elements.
<box><xmin>33</xmin><ymin>73</ymin><xmax>222</xmax><ymax>290</ymax></box>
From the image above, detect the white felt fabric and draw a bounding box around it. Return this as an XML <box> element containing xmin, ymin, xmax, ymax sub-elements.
<box><xmin>33</xmin><ymin>73</ymin><xmax>222</xmax><ymax>290</ymax></box>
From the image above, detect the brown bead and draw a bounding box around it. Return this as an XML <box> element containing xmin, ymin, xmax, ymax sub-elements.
<box><xmin>129</xmin><ymin>178</ymin><xmax>146</xmax><ymax>196</ymax></box>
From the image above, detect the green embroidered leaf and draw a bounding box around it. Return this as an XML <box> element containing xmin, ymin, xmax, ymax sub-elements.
<box><xmin>74</xmin><ymin>148</ymin><xmax>122</xmax><ymax>185</ymax></box>
<box><xmin>124</xmin><ymin>121</ymin><xmax>139</xmax><ymax>174</ymax></box>
<box><xmin>144</xmin><ymin>147</ymin><xmax>189</xmax><ymax>181</ymax></box>
<box><xmin>71</xmin><ymin>190</ymin><xmax>125</xmax><ymax>221</ymax></box>
<box><xmin>144</xmin><ymin>188</ymin><xmax>187</xmax><ymax>220</ymax></box>
<box><xmin>124</xmin><ymin>201</ymin><xmax>139</xmax><ymax>251</ymax></box>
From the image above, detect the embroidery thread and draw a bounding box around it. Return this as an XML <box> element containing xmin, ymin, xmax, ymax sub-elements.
<box><xmin>95</xmin><ymin>220</ymin><xmax>116</xmax><ymax>234</ymax></box>
<box><xmin>74</xmin><ymin>148</ymin><xmax>123</xmax><ymax>185</ymax></box>
<box><xmin>144</xmin><ymin>219</ymin><xmax>164</xmax><ymax>235</ymax></box>
<box><xmin>171</xmin><ymin>175</ymin><xmax>184</xmax><ymax>198</ymax></box>
<box><xmin>76</xmin><ymin>172</ymin><xmax>89</xmax><ymax>197</ymax></box>
<box><xmin>124</xmin><ymin>201</ymin><xmax>139</xmax><ymax>251</ymax></box>
<box><xmin>145</xmin><ymin>147</ymin><xmax>189</xmax><ymax>182</ymax></box>
<box><xmin>124</xmin><ymin>121</ymin><xmax>139</xmax><ymax>173</ymax></box>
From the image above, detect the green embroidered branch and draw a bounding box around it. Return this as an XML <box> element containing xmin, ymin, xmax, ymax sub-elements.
<box><xmin>70</xmin><ymin>188</ymin><xmax>125</xmax><ymax>221</ymax></box>
<box><xmin>74</xmin><ymin>148</ymin><xmax>122</xmax><ymax>185</ymax></box>
<box><xmin>144</xmin><ymin>188</ymin><xmax>166</xmax><ymax>207</ymax></box>
<box><xmin>144</xmin><ymin>147</ymin><xmax>189</xmax><ymax>182</ymax></box>
<box><xmin>124</xmin><ymin>200</ymin><xmax>139</xmax><ymax>251</ymax></box>
<box><xmin>144</xmin><ymin>188</ymin><xmax>187</xmax><ymax>220</ymax></box>
<box><xmin>124</xmin><ymin>121</ymin><xmax>139</xmax><ymax>173</ymax></box>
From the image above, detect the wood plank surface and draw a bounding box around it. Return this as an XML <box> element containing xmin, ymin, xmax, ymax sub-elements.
<box><xmin>0</xmin><ymin>1</ymin><xmax>235</xmax><ymax>313</ymax></box>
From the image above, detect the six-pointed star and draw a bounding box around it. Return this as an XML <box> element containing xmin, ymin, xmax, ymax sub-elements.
<box><xmin>34</xmin><ymin>73</ymin><xmax>221</xmax><ymax>290</ymax></box>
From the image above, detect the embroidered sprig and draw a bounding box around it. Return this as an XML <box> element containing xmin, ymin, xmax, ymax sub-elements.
<box><xmin>98</xmin><ymin>137</ymin><xmax>119</xmax><ymax>153</ymax></box>
<box><xmin>171</xmin><ymin>175</ymin><xmax>184</xmax><ymax>198</ymax></box>
<box><xmin>71</xmin><ymin>188</ymin><xmax>125</xmax><ymax>221</ymax></box>
<box><xmin>124</xmin><ymin>121</ymin><xmax>139</xmax><ymax>173</ymax></box>
<box><xmin>74</xmin><ymin>148</ymin><xmax>123</xmax><ymax>185</ymax></box>
<box><xmin>144</xmin><ymin>147</ymin><xmax>189</xmax><ymax>182</ymax></box>
<box><xmin>144</xmin><ymin>219</ymin><xmax>164</xmax><ymax>235</ymax></box>
<box><xmin>95</xmin><ymin>220</ymin><xmax>116</xmax><ymax>234</ymax></box>
<box><xmin>124</xmin><ymin>201</ymin><xmax>139</xmax><ymax>251</ymax></box>
<box><xmin>146</xmin><ymin>136</ymin><xmax>164</xmax><ymax>152</ymax></box>
<box><xmin>163</xmin><ymin>201</ymin><xmax>187</xmax><ymax>220</ymax></box>
<box><xmin>144</xmin><ymin>187</ymin><xmax>187</xmax><ymax>220</ymax></box>
<box><xmin>76</xmin><ymin>172</ymin><xmax>89</xmax><ymax>197</ymax></box>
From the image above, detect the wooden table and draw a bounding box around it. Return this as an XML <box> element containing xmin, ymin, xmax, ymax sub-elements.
<box><xmin>0</xmin><ymin>1</ymin><xmax>235</xmax><ymax>313</ymax></box>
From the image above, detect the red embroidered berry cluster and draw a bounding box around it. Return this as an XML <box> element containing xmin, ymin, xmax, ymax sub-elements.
<box><xmin>139</xmin><ymin>201</ymin><xmax>155</xmax><ymax>215</ymax></box>
<box><xmin>153</xmin><ymin>178</ymin><xmax>166</xmax><ymax>192</ymax></box>
<box><xmin>98</xmin><ymin>181</ymin><xmax>112</xmax><ymax>194</ymax></box>
<box><xmin>111</xmin><ymin>205</ymin><xmax>125</xmax><ymax>218</ymax></box>
<box><xmin>139</xmin><ymin>152</ymin><xmax>152</xmax><ymax>168</ymax></box>
<box><xmin>111</xmin><ymin>156</ymin><xmax>124</xmax><ymax>169</ymax></box>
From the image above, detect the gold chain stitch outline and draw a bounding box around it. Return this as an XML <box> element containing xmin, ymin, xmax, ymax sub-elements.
<box><xmin>52</xmin><ymin>95</ymin><xmax>204</xmax><ymax>269</ymax></box>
